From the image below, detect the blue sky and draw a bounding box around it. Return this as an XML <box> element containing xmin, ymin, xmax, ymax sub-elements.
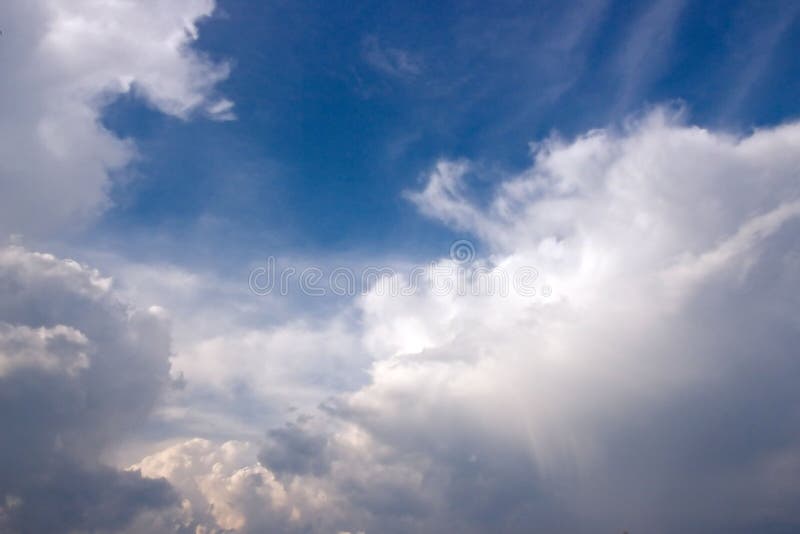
<box><xmin>95</xmin><ymin>0</ymin><xmax>800</xmax><ymax>264</ymax></box>
<box><xmin>3</xmin><ymin>1</ymin><xmax>800</xmax><ymax>533</ymax></box>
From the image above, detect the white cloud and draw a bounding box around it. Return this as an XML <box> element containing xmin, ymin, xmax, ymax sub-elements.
<box><xmin>80</xmin><ymin>257</ymin><xmax>375</xmax><ymax>445</ymax></box>
<box><xmin>0</xmin><ymin>0</ymin><xmax>231</xmax><ymax>237</ymax></box>
<box><xmin>137</xmin><ymin>110</ymin><xmax>800</xmax><ymax>532</ymax></box>
<box><xmin>175</xmin><ymin>319</ymin><xmax>366</xmax><ymax>401</ymax></box>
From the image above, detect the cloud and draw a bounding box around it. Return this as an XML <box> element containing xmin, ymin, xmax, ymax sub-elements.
<box><xmin>0</xmin><ymin>246</ymin><xmax>177</xmax><ymax>532</ymax></box>
<box><xmin>0</xmin><ymin>324</ymin><xmax>89</xmax><ymax>377</ymax></box>
<box><xmin>156</xmin><ymin>315</ymin><xmax>369</xmax><ymax>443</ymax></box>
<box><xmin>719</xmin><ymin>3</ymin><xmax>800</xmax><ymax>118</ymax></box>
<box><xmin>361</xmin><ymin>36</ymin><xmax>421</xmax><ymax>78</ymax></box>
<box><xmin>132</xmin><ymin>439</ymin><xmax>300</xmax><ymax>533</ymax></box>
<box><xmin>0</xmin><ymin>0</ymin><xmax>231</xmax><ymax>237</ymax></box>
<box><xmin>136</xmin><ymin>109</ymin><xmax>800</xmax><ymax>532</ymax></box>
<box><xmin>612</xmin><ymin>0</ymin><xmax>688</xmax><ymax>111</ymax></box>
<box><xmin>260</xmin><ymin>423</ymin><xmax>331</xmax><ymax>477</ymax></box>
<box><xmin>85</xmin><ymin>257</ymin><xmax>375</xmax><ymax>445</ymax></box>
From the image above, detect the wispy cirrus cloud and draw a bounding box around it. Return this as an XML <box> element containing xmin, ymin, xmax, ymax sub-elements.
<box><xmin>361</xmin><ymin>35</ymin><xmax>422</xmax><ymax>79</ymax></box>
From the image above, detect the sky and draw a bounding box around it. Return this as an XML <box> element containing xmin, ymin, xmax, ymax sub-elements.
<box><xmin>1</xmin><ymin>1</ymin><xmax>800</xmax><ymax>533</ymax></box>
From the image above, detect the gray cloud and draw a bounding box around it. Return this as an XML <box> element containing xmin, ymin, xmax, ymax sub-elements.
<box><xmin>0</xmin><ymin>246</ymin><xmax>176</xmax><ymax>533</ymax></box>
<box><xmin>1</xmin><ymin>464</ymin><xmax>176</xmax><ymax>534</ymax></box>
<box><xmin>259</xmin><ymin>422</ymin><xmax>331</xmax><ymax>478</ymax></box>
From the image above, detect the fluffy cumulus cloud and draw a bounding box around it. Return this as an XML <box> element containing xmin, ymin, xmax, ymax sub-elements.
<box><xmin>130</xmin><ymin>439</ymin><xmax>303</xmax><ymax>533</ymax></box>
<box><xmin>0</xmin><ymin>0</ymin><xmax>231</xmax><ymax>236</ymax></box>
<box><xmin>133</xmin><ymin>110</ymin><xmax>800</xmax><ymax>533</ymax></box>
<box><xmin>0</xmin><ymin>246</ymin><xmax>177</xmax><ymax>533</ymax></box>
